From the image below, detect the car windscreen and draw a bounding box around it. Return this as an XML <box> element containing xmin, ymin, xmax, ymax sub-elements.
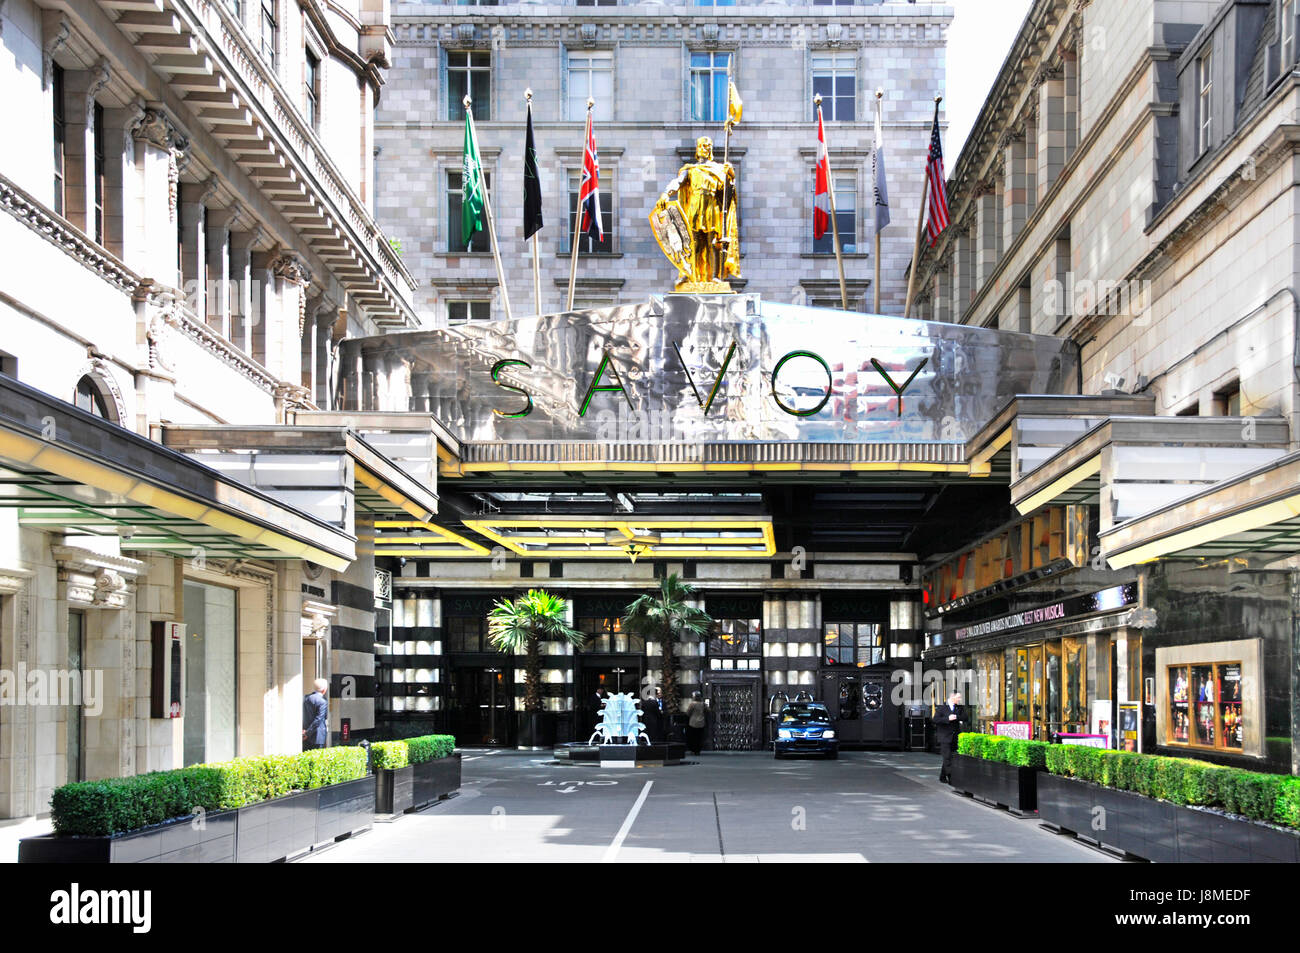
<box><xmin>780</xmin><ymin>707</ymin><xmax>831</xmax><ymax>724</ymax></box>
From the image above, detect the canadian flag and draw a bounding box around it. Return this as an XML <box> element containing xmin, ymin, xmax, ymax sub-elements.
<box><xmin>813</xmin><ymin>103</ymin><xmax>832</xmax><ymax>241</ymax></box>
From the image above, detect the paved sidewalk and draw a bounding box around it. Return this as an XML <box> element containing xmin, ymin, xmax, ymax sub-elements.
<box><xmin>301</xmin><ymin>748</ymin><xmax>1113</xmax><ymax>863</ymax></box>
<box><xmin>0</xmin><ymin>816</ymin><xmax>53</xmax><ymax>864</ymax></box>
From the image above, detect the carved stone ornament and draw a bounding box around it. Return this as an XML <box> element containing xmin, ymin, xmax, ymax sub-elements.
<box><xmin>271</xmin><ymin>251</ymin><xmax>313</xmax><ymax>335</ymax></box>
<box><xmin>826</xmin><ymin>22</ymin><xmax>843</xmax><ymax>47</ymax></box>
<box><xmin>42</xmin><ymin>17</ymin><xmax>69</xmax><ymax>91</ymax></box>
<box><xmin>86</xmin><ymin>59</ymin><xmax>111</xmax><ymax>121</ymax></box>
<box><xmin>699</xmin><ymin>22</ymin><xmax>719</xmax><ymax>47</ymax></box>
<box><xmin>581</xmin><ymin>22</ymin><xmax>599</xmax><ymax>48</ymax></box>
<box><xmin>456</xmin><ymin>22</ymin><xmax>475</xmax><ymax>46</ymax></box>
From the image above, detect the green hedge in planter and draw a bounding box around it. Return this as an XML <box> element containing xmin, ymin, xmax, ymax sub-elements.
<box><xmin>50</xmin><ymin>746</ymin><xmax>369</xmax><ymax>837</ymax></box>
<box><xmin>959</xmin><ymin>732</ymin><xmax>1300</xmax><ymax>829</ymax></box>
<box><xmin>370</xmin><ymin>734</ymin><xmax>456</xmax><ymax>770</ymax></box>
<box><xmin>956</xmin><ymin>732</ymin><xmax>1048</xmax><ymax>768</ymax></box>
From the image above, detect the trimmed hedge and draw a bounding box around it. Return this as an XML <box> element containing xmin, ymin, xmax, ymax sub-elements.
<box><xmin>958</xmin><ymin>732</ymin><xmax>1300</xmax><ymax>830</ymax></box>
<box><xmin>50</xmin><ymin>746</ymin><xmax>369</xmax><ymax>837</ymax></box>
<box><xmin>370</xmin><ymin>734</ymin><xmax>456</xmax><ymax>771</ymax></box>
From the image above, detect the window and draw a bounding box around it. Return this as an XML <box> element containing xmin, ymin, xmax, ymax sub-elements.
<box><xmin>1167</xmin><ymin>661</ymin><xmax>1243</xmax><ymax>750</ymax></box>
<box><xmin>822</xmin><ymin>622</ymin><xmax>882</xmax><ymax>666</ymax></box>
<box><xmin>305</xmin><ymin>49</ymin><xmax>321</xmax><ymax>131</ymax></box>
<box><xmin>448</xmin><ymin>300</ymin><xmax>491</xmax><ymax>325</ymax></box>
<box><xmin>1283</xmin><ymin>1</ymin><xmax>1296</xmax><ymax>67</ymax></box>
<box><xmin>577</xmin><ymin>616</ymin><xmax>645</xmax><ymax>654</ymax></box>
<box><xmin>182</xmin><ymin>581</ymin><xmax>239</xmax><ymax>765</ymax></box>
<box><xmin>707</xmin><ymin>617</ymin><xmax>761</xmax><ymax>671</ymax></box>
<box><xmin>1212</xmin><ymin>381</ymin><xmax>1241</xmax><ymax>416</ymax></box>
<box><xmin>93</xmin><ymin>102</ymin><xmax>105</xmax><ymax>244</ymax></box>
<box><xmin>811</xmin><ymin>170</ymin><xmax>856</xmax><ymax>254</ymax></box>
<box><xmin>447</xmin><ymin>616</ymin><xmax>494</xmax><ymax>653</ymax></box>
<box><xmin>812</xmin><ymin>53</ymin><xmax>856</xmax><ymax>121</ymax></box>
<box><xmin>567</xmin><ymin>52</ymin><xmax>612</xmax><ymax>121</ymax></box>
<box><xmin>690</xmin><ymin>52</ymin><xmax>731</xmax><ymax>122</ymax></box>
<box><xmin>447</xmin><ymin>51</ymin><xmax>490</xmax><ymax>121</ymax></box>
<box><xmin>259</xmin><ymin>0</ymin><xmax>278</xmax><ymax>70</ymax></box>
<box><xmin>223</xmin><ymin>0</ymin><xmax>242</xmax><ymax>18</ymax></box>
<box><xmin>567</xmin><ymin>168</ymin><xmax>614</xmax><ymax>253</ymax></box>
<box><xmin>52</xmin><ymin>64</ymin><xmax>66</xmax><ymax>217</ymax></box>
<box><xmin>73</xmin><ymin>375</ymin><xmax>112</xmax><ymax>419</ymax></box>
<box><xmin>446</xmin><ymin>169</ymin><xmax>492</xmax><ymax>252</ymax></box>
<box><xmin>1197</xmin><ymin>48</ymin><xmax>1212</xmax><ymax>155</ymax></box>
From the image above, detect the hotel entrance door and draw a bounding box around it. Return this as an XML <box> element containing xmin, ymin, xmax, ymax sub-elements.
<box><xmin>580</xmin><ymin>659</ymin><xmax>644</xmax><ymax>738</ymax></box>
<box><xmin>449</xmin><ymin>666</ymin><xmax>512</xmax><ymax>746</ymax></box>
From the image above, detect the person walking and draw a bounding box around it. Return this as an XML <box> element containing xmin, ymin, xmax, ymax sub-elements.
<box><xmin>686</xmin><ymin>691</ymin><xmax>707</xmax><ymax>755</ymax></box>
<box><xmin>933</xmin><ymin>690</ymin><xmax>964</xmax><ymax>783</ymax></box>
<box><xmin>302</xmin><ymin>678</ymin><xmax>329</xmax><ymax>750</ymax></box>
<box><xmin>641</xmin><ymin>689</ymin><xmax>662</xmax><ymax>743</ymax></box>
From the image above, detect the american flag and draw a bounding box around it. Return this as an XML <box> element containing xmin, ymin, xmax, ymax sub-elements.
<box><xmin>925</xmin><ymin>108</ymin><xmax>949</xmax><ymax>246</ymax></box>
<box><xmin>578</xmin><ymin>113</ymin><xmax>603</xmax><ymax>241</ymax></box>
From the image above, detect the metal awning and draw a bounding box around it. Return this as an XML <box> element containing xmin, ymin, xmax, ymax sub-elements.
<box><xmin>161</xmin><ymin>425</ymin><xmax>441</xmax><ymax>528</ymax></box>
<box><xmin>1100</xmin><ymin>450</ymin><xmax>1300</xmax><ymax>568</ymax></box>
<box><xmin>0</xmin><ymin>376</ymin><xmax>355</xmax><ymax>569</ymax></box>
<box><xmin>462</xmin><ymin>515</ymin><xmax>777</xmax><ymax>560</ymax></box>
<box><xmin>1008</xmin><ymin>416</ymin><xmax>1288</xmax><ymax>526</ymax></box>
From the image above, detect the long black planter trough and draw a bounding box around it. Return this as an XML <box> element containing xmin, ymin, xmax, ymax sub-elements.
<box><xmin>18</xmin><ymin>775</ymin><xmax>374</xmax><ymax>864</ymax></box>
<box><xmin>1038</xmin><ymin>773</ymin><xmax>1300</xmax><ymax>862</ymax></box>
<box><xmin>375</xmin><ymin>754</ymin><xmax>462</xmax><ymax>816</ymax></box>
<box><xmin>950</xmin><ymin>754</ymin><xmax>1040</xmax><ymax>815</ymax></box>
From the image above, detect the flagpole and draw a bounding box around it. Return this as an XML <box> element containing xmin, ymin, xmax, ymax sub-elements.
<box><xmin>816</xmin><ymin>95</ymin><xmax>849</xmax><ymax>311</ymax></box>
<box><xmin>874</xmin><ymin>88</ymin><xmax>883</xmax><ymax>314</ymax></box>
<box><xmin>567</xmin><ymin>98</ymin><xmax>593</xmax><ymax>311</ymax></box>
<box><xmin>526</xmin><ymin>89</ymin><xmax>541</xmax><ymax>316</ymax></box>
<box><xmin>465</xmin><ymin>94</ymin><xmax>513</xmax><ymax>322</ymax></box>
<box><xmin>905</xmin><ymin>94</ymin><xmax>941</xmax><ymax>320</ymax></box>
<box><xmin>718</xmin><ymin>57</ymin><xmax>735</xmax><ymax>282</ymax></box>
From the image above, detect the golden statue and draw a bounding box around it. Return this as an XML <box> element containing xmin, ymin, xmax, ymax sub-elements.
<box><xmin>651</xmin><ymin>136</ymin><xmax>740</xmax><ymax>293</ymax></box>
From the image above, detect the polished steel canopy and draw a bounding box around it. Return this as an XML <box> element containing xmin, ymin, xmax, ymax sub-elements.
<box><xmin>334</xmin><ymin>295</ymin><xmax>1079</xmax><ymax>474</ymax></box>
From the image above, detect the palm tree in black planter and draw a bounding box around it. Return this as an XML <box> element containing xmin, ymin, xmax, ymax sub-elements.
<box><xmin>623</xmin><ymin>574</ymin><xmax>713</xmax><ymax>740</ymax></box>
<box><xmin>488</xmin><ymin>589</ymin><xmax>585</xmax><ymax>749</ymax></box>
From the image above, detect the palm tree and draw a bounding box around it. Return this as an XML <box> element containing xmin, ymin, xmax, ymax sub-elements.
<box><xmin>623</xmin><ymin>574</ymin><xmax>713</xmax><ymax>722</ymax></box>
<box><xmin>488</xmin><ymin>589</ymin><xmax>585</xmax><ymax>713</ymax></box>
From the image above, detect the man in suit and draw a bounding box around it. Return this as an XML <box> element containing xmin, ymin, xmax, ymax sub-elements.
<box><xmin>302</xmin><ymin>678</ymin><xmax>329</xmax><ymax>750</ymax></box>
<box><xmin>933</xmin><ymin>690</ymin><xmax>964</xmax><ymax>783</ymax></box>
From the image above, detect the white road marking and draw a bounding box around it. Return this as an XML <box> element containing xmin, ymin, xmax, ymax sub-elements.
<box><xmin>601</xmin><ymin>780</ymin><xmax>654</xmax><ymax>863</ymax></box>
<box><xmin>461</xmin><ymin>750</ymin><xmax>502</xmax><ymax>762</ymax></box>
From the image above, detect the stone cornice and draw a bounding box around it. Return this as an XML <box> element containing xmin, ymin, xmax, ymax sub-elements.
<box><xmin>0</xmin><ymin>172</ymin><xmax>139</xmax><ymax>295</ymax></box>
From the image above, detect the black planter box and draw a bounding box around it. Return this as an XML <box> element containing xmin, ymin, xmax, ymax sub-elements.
<box><xmin>20</xmin><ymin>775</ymin><xmax>374</xmax><ymax>864</ymax></box>
<box><xmin>1038</xmin><ymin>773</ymin><xmax>1300</xmax><ymax>862</ymax></box>
<box><xmin>376</xmin><ymin>754</ymin><xmax>461</xmax><ymax>816</ymax></box>
<box><xmin>950</xmin><ymin>754</ymin><xmax>1040</xmax><ymax>814</ymax></box>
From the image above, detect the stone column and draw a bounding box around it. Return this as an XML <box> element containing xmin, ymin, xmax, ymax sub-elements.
<box><xmin>59</xmin><ymin>63</ymin><xmax>109</xmax><ymax>235</ymax></box>
<box><xmin>128</xmin><ymin>106</ymin><xmax>189</xmax><ymax>281</ymax></box>
<box><xmin>1009</xmin><ymin>283</ymin><xmax>1033</xmax><ymax>334</ymax></box>
<box><xmin>1001</xmin><ymin>129</ymin><xmax>1029</xmax><ymax>250</ymax></box>
<box><xmin>313</xmin><ymin>302</ymin><xmax>339</xmax><ymax>408</ymax></box>
<box><xmin>270</xmin><ymin>250</ymin><xmax>312</xmax><ymax>385</ymax></box>
<box><xmin>975</xmin><ymin>185</ymin><xmax>999</xmax><ymax>290</ymax></box>
<box><xmin>205</xmin><ymin>204</ymin><xmax>243</xmax><ymax>339</ymax></box>
<box><xmin>951</xmin><ymin>224</ymin><xmax>974</xmax><ymax>321</ymax></box>
<box><xmin>229</xmin><ymin>226</ymin><xmax>263</xmax><ymax>356</ymax></box>
<box><xmin>930</xmin><ymin>257</ymin><xmax>952</xmax><ymax>323</ymax></box>
<box><xmin>1063</xmin><ymin>49</ymin><xmax>1079</xmax><ymax>161</ymax></box>
<box><xmin>178</xmin><ymin>182</ymin><xmax>210</xmax><ymax>317</ymax></box>
<box><xmin>250</xmin><ymin>247</ymin><xmax>277</xmax><ymax>365</ymax></box>
<box><xmin>1036</xmin><ymin>63</ymin><xmax>1066</xmax><ymax>204</ymax></box>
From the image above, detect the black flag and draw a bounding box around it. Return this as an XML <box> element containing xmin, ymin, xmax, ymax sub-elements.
<box><xmin>523</xmin><ymin>99</ymin><xmax>543</xmax><ymax>240</ymax></box>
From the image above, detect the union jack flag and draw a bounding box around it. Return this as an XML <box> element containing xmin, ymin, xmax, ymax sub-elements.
<box><xmin>578</xmin><ymin>114</ymin><xmax>603</xmax><ymax>242</ymax></box>
<box><xmin>925</xmin><ymin>106</ymin><xmax>949</xmax><ymax>246</ymax></box>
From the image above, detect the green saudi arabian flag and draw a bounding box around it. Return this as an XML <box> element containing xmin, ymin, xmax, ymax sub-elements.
<box><xmin>461</xmin><ymin>112</ymin><xmax>486</xmax><ymax>244</ymax></box>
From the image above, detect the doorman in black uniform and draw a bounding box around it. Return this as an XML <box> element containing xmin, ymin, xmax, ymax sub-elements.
<box><xmin>933</xmin><ymin>690</ymin><xmax>964</xmax><ymax>783</ymax></box>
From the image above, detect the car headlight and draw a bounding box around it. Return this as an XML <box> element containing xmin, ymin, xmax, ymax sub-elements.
<box><xmin>777</xmin><ymin>729</ymin><xmax>792</xmax><ymax>739</ymax></box>
<box><xmin>822</xmin><ymin>730</ymin><xmax>836</xmax><ymax>739</ymax></box>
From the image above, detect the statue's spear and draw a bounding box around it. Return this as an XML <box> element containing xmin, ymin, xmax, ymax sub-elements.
<box><xmin>718</xmin><ymin>59</ymin><xmax>742</xmax><ymax>281</ymax></box>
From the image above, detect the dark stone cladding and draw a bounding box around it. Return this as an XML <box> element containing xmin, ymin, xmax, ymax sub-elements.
<box><xmin>332</xmin><ymin>624</ymin><xmax>377</xmax><ymax>655</ymax></box>
<box><xmin>332</xmin><ymin>580</ymin><xmax>376</xmax><ymax>613</ymax></box>
<box><xmin>330</xmin><ymin>674</ymin><xmax>376</xmax><ymax>698</ymax></box>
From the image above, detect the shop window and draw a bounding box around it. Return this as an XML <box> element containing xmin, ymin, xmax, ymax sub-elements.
<box><xmin>577</xmin><ymin>616</ymin><xmax>644</xmax><ymax>655</ymax></box>
<box><xmin>1061</xmin><ymin>637</ymin><xmax>1087</xmax><ymax>732</ymax></box>
<box><xmin>821</xmin><ymin>621</ymin><xmax>882</xmax><ymax>666</ymax></box>
<box><xmin>182</xmin><ymin>581</ymin><xmax>238</xmax><ymax>765</ymax></box>
<box><xmin>1167</xmin><ymin>661</ymin><xmax>1243</xmax><ymax>750</ymax></box>
<box><xmin>976</xmin><ymin>652</ymin><xmax>1001</xmax><ymax>721</ymax></box>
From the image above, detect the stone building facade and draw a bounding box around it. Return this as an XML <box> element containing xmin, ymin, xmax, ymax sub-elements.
<box><xmin>0</xmin><ymin>0</ymin><xmax>427</xmax><ymax>820</ymax></box>
<box><xmin>913</xmin><ymin>0</ymin><xmax>1300</xmax><ymax>774</ymax></box>
<box><xmin>375</xmin><ymin>0</ymin><xmax>952</xmax><ymax>324</ymax></box>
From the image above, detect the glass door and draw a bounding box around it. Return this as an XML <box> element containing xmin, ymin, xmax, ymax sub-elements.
<box><xmin>1029</xmin><ymin>644</ymin><xmax>1045</xmax><ymax>740</ymax></box>
<box><xmin>450</xmin><ymin>666</ymin><xmax>512</xmax><ymax>746</ymax></box>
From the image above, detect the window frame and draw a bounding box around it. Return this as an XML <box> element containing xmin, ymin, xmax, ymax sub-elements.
<box><xmin>576</xmin><ymin>615</ymin><xmax>645</xmax><ymax>655</ymax></box>
<box><xmin>821</xmin><ymin>621</ymin><xmax>884</xmax><ymax>667</ymax></box>
<box><xmin>1283</xmin><ymin>0</ymin><xmax>1296</xmax><ymax>68</ymax></box>
<box><xmin>447</xmin><ymin>50</ymin><xmax>491</xmax><ymax>121</ymax></box>
<box><xmin>93</xmin><ymin>101</ymin><xmax>105</xmax><ymax>244</ymax></box>
<box><xmin>566</xmin><ymin>165</ymin><xmax>616</xmax><ymax>255</ymax></box>
<box><xmin>809</xmin><ymin>166</ymin><xmax>858</xmax><ymax>254</ymax></box>
<box><xmin>52</xmin><ymin>64</ymin><xmax>66</xmax><ymax>218</ymax></box>
<box><xmin>304</xmin><ymin>47</ymin><xmax>321</xmax><ymax>132</ymax></box>
<box><xmin>1165</xmin><ymin>660</ymin><xmax>1244</xmax><ymax>751</ymax></box>
<box><xmin>1197</xmin><ymin>47</ymin><xmax>1212</xmax><ymax>155</ymax></box>
<box><xmin>259</xmin><ymin>0</ymin><xmax>278</xmax><ymax>72</ymax></box>
<box><xmin>566</xmin><ymin>50</ymin><xmax>613</xmax><ymax>122</ymax></box>
<box><xmin>446</xmin><ymin>168</ymin><xmax>494</xmax><ymax>254</ymax></box>
<box><xmin>811</xmin><ymin>51</ymin><xmax>857</xmax><ymax>122</ymax></box>
<box><xmin>447</xmin><ymin>299</ymin><xmax>492</xmax><ymax>325</ymax></box>
<box><xmin>689</xmin><ymin>50</ymin><xmax>732</xmax><ymax>123</ymax></box>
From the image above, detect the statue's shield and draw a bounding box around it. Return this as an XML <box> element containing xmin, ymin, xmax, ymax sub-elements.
<box><xmin>650</xmin><ymin>203</ymin><xmax>693</xmax><ymax>280</ymax></box>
